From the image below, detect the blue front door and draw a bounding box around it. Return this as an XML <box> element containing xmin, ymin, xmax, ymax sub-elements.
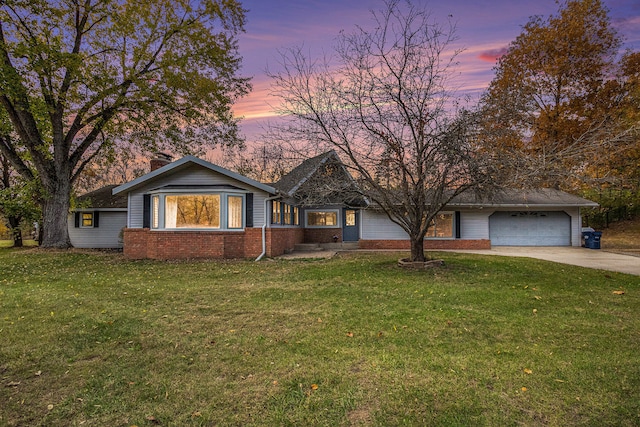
<box><xmin>342</xmin><ymin>209</ymin><xmax>359</xmax><ymax>241</ymax></box>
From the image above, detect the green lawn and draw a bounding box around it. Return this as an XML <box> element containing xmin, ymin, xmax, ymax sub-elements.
<box><xmin>0</xmin><ymin>240</ymin><xmax>39</xmax><ymax>248</ymax></box>
<box><xmin>1</xmin><ymin>250</ymin><xmax>639</xmax><ymax>426</ymax></box>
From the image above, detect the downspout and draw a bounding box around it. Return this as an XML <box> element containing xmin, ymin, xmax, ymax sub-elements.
<box><xmin>255</xmin><ymin>195</ymin><xmax>281</xmax><ymax>261</ymax></box>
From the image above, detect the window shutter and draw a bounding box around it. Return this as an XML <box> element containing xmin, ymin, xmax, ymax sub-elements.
<box><xmin>143</xmin><ymin>195</ymin><xmax>151</xmax><ymax>228</ymax></box>
<box><xmin>93</xmin><ymin>211</ymin><xmax>100</xmax><ymax>228</ymax></box>
<box><xmin>245</xmin><ymin>193</ymin><xmax>253</xmax><ymax>228</ymax></box>
<box><xmin>455</xmin><ymin>211</ymin><xmax>461</xmax><ymax>239</ymax></box>
<box><xmin>74</xmin><ymin>212</ymin><xmax>80</xmax><ymax>228</ymax></box>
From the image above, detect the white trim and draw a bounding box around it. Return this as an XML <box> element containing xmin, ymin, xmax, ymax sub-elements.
<box><xmin>113</xmin><ymin>156</ymin><xmax>277</xmax><ymax>196</ymax></box>
<box><xmin>79</xmin><ymin>212</ymin><xmax>94</xmax><ymax>228</ymax></box>
<box><xmin>150</xmin><ymin>191</ymin><xmax>245</xmax><ymax>231</ymax></box>
<box><xmin>73</xmin><ymin>208</ymin><xmax>127</xmax><ymax>212</ymax></box>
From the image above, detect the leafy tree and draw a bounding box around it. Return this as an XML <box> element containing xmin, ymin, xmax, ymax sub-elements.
<box><xmin>1</xmin><ymin>153</ymin><xmax>41</xmax><ymax>246</ymax></box>
<box><xmin>479</xmin><ymin>0</ymin><xmax>638</xmax><ymax>189</ymax></box>
<box><xmin>267</xmin><ymin>0</ymin><xmax>497</xmax><ymax>262</ymax></box>
<box><xmin>0</xmin><ymin>0</ymin><xmax>250</xmax><ymax>247</ymax></box>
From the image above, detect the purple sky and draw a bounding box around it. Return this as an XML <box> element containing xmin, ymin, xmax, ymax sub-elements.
<box><xmin>234</xmin><ymin>0</ymin><xmax>640</xmax><ymax>144</ymax></box>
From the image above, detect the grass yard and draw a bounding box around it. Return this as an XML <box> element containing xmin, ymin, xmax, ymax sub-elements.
<box><xmin>1</xmin><ymin>249</ymin><xmax>639</xmax><ymax>426</ymax></box>
<box><xmin>601</xmin><ymin>219</ymin><xmax>640</xmax><ymax>255</ymax></box>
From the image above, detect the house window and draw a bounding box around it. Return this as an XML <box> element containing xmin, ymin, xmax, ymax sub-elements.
<box><xmin>227</xmin><ymin>195</ymin><xmax>243</xmax><ymax>229</ymax></box>
<box><xmin>272</xmin><ymin>201</ymin><xmax>281</xmax><ymax>224</ymax></box>
<box><xmin>345</xmin><ymin>210</ymin><xmax>356</xmax><ymax>226</ymax></box>
<box><xmin>148</xmin><ymin>191</ymin><xmax>245</xmax><ymax>230</ymax></box>
<box><xmin>152</xmin><ymin>195</ymin><xmax>160</xmax><ymax>229</ymax></box>
<box><xmin>306</xmin><ymin>210</ymin><xmax>338</xmax><ymax>227</ymax></box>
<box><xmin>165</xmin><ymin>195</ymin><xmax>220</xmax><ymax>228</ymax></box>
<box><xmin>81</xmin><ymin>213</ymin><xmax>94</xmax><ymax>228</ymax></box>
<box><xmin>283</xmin><ymin>204</ymin><xmax>292</xmax><ymax>225</ymax></box>
<box><xmin>293</xmin><ymin>207</ymin><xmax>299</xmax><ymax>226</ymax></box>
<box><xmin>425</xmin><ymin>213</ymin><xmax>454</xmax><ymax>238</ymax></box>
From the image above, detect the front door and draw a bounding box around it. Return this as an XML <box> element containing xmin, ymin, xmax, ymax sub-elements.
<box><xmin>342</xmin><ymin>209</ymin><xmax>360</xmax><ymax>242</ymax></box>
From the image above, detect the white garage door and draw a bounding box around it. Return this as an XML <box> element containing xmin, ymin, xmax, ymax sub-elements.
<box><xmin>489</xmin><ymin>211</ymin><xmax>571</xmax><ymax>246</ymax></box>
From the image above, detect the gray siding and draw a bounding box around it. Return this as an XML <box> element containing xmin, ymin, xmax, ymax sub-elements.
<box><xmin>361</xmin><ymin>207</ymin><xmax>583</xmax><ymax>246</ymax></box>
<box><xmin>361</xmin><ymin>209</ymin><xmax>407</xmax><ymax>240</ymax></box>
<box><xmin>460</xmin><ymin>210</ymin><xmax>490</xmax><ymax>239</ymax></box>
<box><xmin>68</xmin><ymin>211</ymin><xmax>127</xmax><ymax>248</ymax></box>
<box><xmin>127</xmin><ymin>164</ymin><xmax>270</xmax><ymax>228</ymax></box>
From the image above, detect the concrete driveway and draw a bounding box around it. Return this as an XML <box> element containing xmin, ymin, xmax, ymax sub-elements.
<box><xmin>451</xmin><ymin>247</ymin><xmax>640</xmax><ymax>276</ymax></box>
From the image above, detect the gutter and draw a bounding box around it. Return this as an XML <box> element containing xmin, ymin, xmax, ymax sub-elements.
<box><xmin>255</xmin><ymin>195</ymin><xmax>281</xmax><ymax>262</ymax></box>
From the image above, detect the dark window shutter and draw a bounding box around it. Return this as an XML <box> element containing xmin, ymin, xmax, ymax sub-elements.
<box><xmin>93</xmin><ymin>211</ymin><xmax>100</xmax><ymax>228</ymax></box>
<box><xmin>245</xmin><ymin>193</ymin><xmax>254</xmax><ymax>228</ymax></box>
<box><xmin>143</xmin><ymin>195</ymin><xmax>151</xmax><ymax>228</ymax></box>
<box><xmin>455</xmin><ymin>211</ymin><xmax>461</xmax><ymax>239</ymax></box>
<box><xmin>74</xmin><ymin>212</ymin><xmax>80</xmax><ymax>228</ymax></box>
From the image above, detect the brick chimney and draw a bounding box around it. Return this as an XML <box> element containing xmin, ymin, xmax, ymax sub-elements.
<box><xmin>150</xmin><ymin>152</ymin><xmax>173</xmax><ymax>171</ymax></box>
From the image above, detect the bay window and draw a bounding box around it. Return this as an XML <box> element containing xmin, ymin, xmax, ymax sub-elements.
<box><xmin>149</xmin><ymin>191</ymin><xmax>245</xmax><ymax>230</ymax></box>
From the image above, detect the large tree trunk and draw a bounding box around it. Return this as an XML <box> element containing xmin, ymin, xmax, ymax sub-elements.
<box><xmin>8</xmin><ymin>215</ymin><xmax>22</xmax><ymax>247</ymax></box>
<box><xmin>410</xmin><ymin>236</ymin><xmax>426</xmax><ymax>262</ymax></box>
<box><xmin>40</xmin><ymin>179</ymin><xmax>71</xmax><ymax>248</ymax></box>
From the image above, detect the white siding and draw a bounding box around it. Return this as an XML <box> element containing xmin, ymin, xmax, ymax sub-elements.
<box><xmin>460</xmin><ymin>210</ymin><xmax>491</xmax><ymax>239</ymax></box>
<box><xmin>68</xmin><ymin>211</ymin><xmax>127</xmax><ymax>248</ymax></box>
<box><xmin>361</xmin><ymin>209</ymin><xmax>408</xmax><ymax>240</ymax></box>
<box><xmin>363</xmin><ymin>209</ymin><xmax>490</xmax><ymax>240</ymax></box>
<box><xmin>127</xmin><ymin>164</ymin><xmax>269</xmax><ymax>228</ymax></box>
<box><xmin>566</xmin><ymin>207</ymin><xmax>582</xmax><ymax>247</ymax></box>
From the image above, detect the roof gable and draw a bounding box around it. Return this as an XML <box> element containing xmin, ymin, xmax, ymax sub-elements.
<box><xmin>274</xmin><ymin>151</ymin><xmax>367</xmax><ymax>206</ymax></box>
<box><xmin>274</xmin><ymin>151</ymin><xmax>337</xmax><ymax>195</ymax></box>
<box><xmin>112</xmin><ymin>155</ymin><xmax>277</xmax><ymax>196</ymax></box>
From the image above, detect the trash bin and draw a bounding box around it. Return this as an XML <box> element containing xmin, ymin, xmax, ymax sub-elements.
<box><xmin>581</xmin><ymin>228</ymin><xmax>594</xmax><ymax>247</ymax></box>
<box><xmin>583</xmin><ymin>231</ymin><xmax>602</xmax><ymax>249</ymax></box>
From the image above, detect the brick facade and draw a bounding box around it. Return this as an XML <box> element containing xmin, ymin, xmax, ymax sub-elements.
<box><xmin>123</xmin><ymin>228</ymin><xmax>490</xmax><ymax>260</ymax></box>
<box><xmin>267</xmin><ymin>228</ymin><xmax>305</xmax><ymax>257</ymax></box>
<box><xmin>359</xmin><ymin>239</ymin><xmax>491</xmax><ymax>250</ymax></box>
<box><xmin>123</xmin><ymin>227</ymin><xmax>304</xmax><ymax>260</ymax></box>
<box><xmin>304</xmin><ymin>228</ymin><xmax>342</xmax><ymax>244</ymax></box>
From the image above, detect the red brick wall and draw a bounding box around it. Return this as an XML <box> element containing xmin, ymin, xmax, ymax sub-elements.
<box><xmin>359</xmin><ymin>239</ymin><xmax>491</xmax><ymax>250</ymax></box>
<box><xmin>304</xmin><ymin>228</ymin><xmax>342</xmax><ymax>244</ymax></box>
<box><xmin>123</xmin><ymin>228</ymin><xmax>149</xmax><ymax>259</ymax></box>
<box><xmin>122</xmin><ymin>227</ymin><xmax>304</xmax><ymax>260</ymax></box>
<box><xmin>267</xmin><ymin>228</ymin><xmax>304</xmax><ymax>257</ymax></box>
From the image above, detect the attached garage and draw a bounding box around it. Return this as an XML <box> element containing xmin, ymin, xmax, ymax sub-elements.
<box><xmin>489</xmin><ymin>211</ymin><xmax>571</xmax><ymax>246</ymax></box>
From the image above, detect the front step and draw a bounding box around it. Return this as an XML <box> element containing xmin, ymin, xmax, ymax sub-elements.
<box><xmin>294</xmin><ymin>243</ymin><xmax>323</xmax><ymax>252</ymax></box>
<box><xmin>320</xmin><ymin>242</ymin><xmax>359</xmax><ymax>250</ymax></box>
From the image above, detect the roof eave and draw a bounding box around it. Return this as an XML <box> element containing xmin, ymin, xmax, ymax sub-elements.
<box><xmin>113</xmin><ymin>156</ymin><xmax>278</xmax><ymax>196</ymax></box>
<box><xmin>448</xmin><ymin>203</ymin><xmax>599</xmax><ymax>209</ymax></box>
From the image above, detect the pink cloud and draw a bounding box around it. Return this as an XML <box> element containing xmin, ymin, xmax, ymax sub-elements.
<box><xmin>478</xmin><ymin>47</ymin><xmax>509</xmax><ymax>63</ymax></box>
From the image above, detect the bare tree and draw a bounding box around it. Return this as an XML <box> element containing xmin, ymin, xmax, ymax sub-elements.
<box><xmin>218</xmin><ymin>142</ymin><xmax>300</xmax><ymax>184</ymax></box>
<box><xmin>267</xmin><ymin>0</ymin><xmax>496</xmax><ymax>262</ymax></box>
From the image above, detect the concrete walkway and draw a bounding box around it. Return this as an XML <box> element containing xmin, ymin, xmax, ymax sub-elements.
<box><xmin>278</xmin><ymin>246</ymin><xmax>640</xmax><ymax>276</ymax></box>
<box><xmin>445</xmin><ymin>247</ymin><xmax>640</xmax><ymax>276</ymax></box>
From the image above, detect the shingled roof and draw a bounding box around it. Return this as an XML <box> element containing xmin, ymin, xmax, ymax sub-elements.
<box><xmin>77</xmin><ymin>185</ymin><xmax>128</xmax><ymax>209</ymax></box>
<box><xmin>273</xmin><ymin>151</ymin><xmax>338</xmax><ymax>195</ymax></box>
<box><xmin>449</xmin><ymin>188</ymin><xmax>598</xmax><ymax>208</ymax></box>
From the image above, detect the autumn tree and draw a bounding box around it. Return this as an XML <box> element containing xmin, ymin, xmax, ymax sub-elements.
<box><xmin>0</xmin><ymin>153</ymin><xmax>40</xmax><ymax>246</ymax></box>
<box><xmin>0</xmin><ymin>0</ymin><xmax>250</xmax><ymax>248</ymax></box>
<box><xmin>479</xmin><ymin>0</ymin><xmax>638</xmax><ymax>189</ymax></box>
<box><xmin>267</xmin><ymin>0</ymin><xmax>497</xmax><ymax>262</ymax></box>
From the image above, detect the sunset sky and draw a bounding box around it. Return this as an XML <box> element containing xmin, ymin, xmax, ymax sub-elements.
<box><xmin>233</xmin><ymin>0</ymin><xmax>640</xmax><ymax>143</ymax></box>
